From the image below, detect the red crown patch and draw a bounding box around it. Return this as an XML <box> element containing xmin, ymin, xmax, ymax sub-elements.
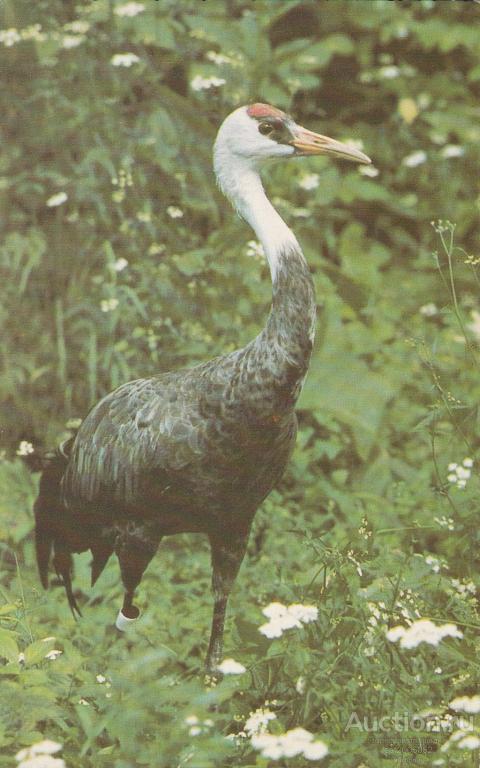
<box><xmin>247</xmin><ymin>103</ymin><xmax>286</xmax><ymax>119</ymax></box>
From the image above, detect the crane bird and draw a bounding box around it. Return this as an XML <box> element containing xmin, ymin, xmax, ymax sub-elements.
<box><xmin>34</xmin><ymin>103</ymin><xmax>370</xmax><ymax>672</ymax></box>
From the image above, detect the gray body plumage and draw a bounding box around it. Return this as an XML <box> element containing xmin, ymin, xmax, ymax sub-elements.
<box><xmin>59</xmin><ymin>249</ymin><xmax>315</xmax><ymax>550</ymax></box>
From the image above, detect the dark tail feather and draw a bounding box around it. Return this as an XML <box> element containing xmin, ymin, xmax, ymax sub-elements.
<box><xmin>91</xmin><ymin>544</ymin><xmax>113</xmax><ymax>587</ymax></box>
<box><xmin>35</xmin><ymin>515</ymin><xmax>53</xmax><ymax>590</ymax></box>
<box><xmin>33</xmin><ymin>439</ymin><xmax>74</xmax><ymax>591</ymax></box>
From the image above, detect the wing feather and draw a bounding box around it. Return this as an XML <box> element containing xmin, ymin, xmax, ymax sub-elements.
<box><xmin>62</xmin><ymin>375</ymin><xmax>205</xmax><ymax>508</ymax></box>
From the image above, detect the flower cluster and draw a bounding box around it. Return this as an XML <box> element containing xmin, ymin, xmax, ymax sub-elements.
<box><xmin>434</xmin><ymin>515</ymin><xmax>455</xmax><ymax>531</ymax></box>
<box><xmin>245</xmin><ymin>240</ymin><xmax>265</xmax><ymax>262</ymax></box>
<box><xmin>114</xmin><ymin>2</ymin><xmax>145</xmax><ymax>17</ymax></box>
<box><xmin>359</xmin><ymin>164</ymin><xmax>379</xmax><ymax>177</ymax></box>
<box><xmin>386</xmin><ymin>618</ymin><xmax>463</xmax><ymax>649</ymax></box>
<box><xmin>185</xmin><ymin>714</ymin><xmax>214</xmax><ymax>737</ymax></box>
<box><xmin>190</xmin><ymin>75</ymin><xmax>226</xmax><ymax>92</ymax></box>
<box><xmin>62</xmin><ymin>36</ymin><xmax>84</xmax><ymax>49</ymax></box>
<box><xmin>419</xmin><ymin>302</ymin><xmax>438</xmax><ymax>317</ymax></box>
<box><xmin>430</xmin><ymin>218</ymin><xmax>455</xmax><ymax>235</ymax></box>
<box><xmin>244</xmin><ymin>707</ymin><xmax>277</xmax><ymax>736</ymax></box>
<box><xmin>450</xmin><ymin>695</ymin><xmax>480</xmax><ymax>714</ymax></box>
<box><xmin>112</xmin><ymin>257</ymin><xmax>128</xmax><ymax>272</ymax></box>
<box><xmin>45</xmin><ymin>649</ymin><xmax>62</xmax><ymax>660</ymax></box>
<box><xmin>440</xmin><ymin>144</ymin><xmax>464</xmax><ymax>159</ymax></box>
<box><xmin>259</xmin><ymin>602</ymin><xmax>318</xmax><ymax>639</ymax></box>
<box><xmin>166</xmin><ymin>205</ymin><xmax>183</xmax><ymax>219</ymax></box>
<box><xmin>0</xmin><ymin>25</ymin><xmax>46</xmax><ymax>46</ymax></box>
<box><xmin>16</xmin><ymin>441</ymin><xmax>34</xmax><ymax>456</ymax></box>
<box><xmin>206</xmin><ymin>50</ymin><xmax>242</xmax><ymax>67</ymax></box>
<box><xmin>216</xmin><ymin>658</ymin><xmax>246</xmax><ymax>675</ymax></box>
<box><xmin>15</xmin><ymin>741</ymin><xmax>65</xmax><ymax>768</ymax></box>
<box><xmin>46</xmin><ymin>192</ymin><xmax>68</xmax><ymax>208</ymax></box>
<box><xmin>402</xmin><ymin>150</ymin><xmax>427</xmax><ymax>168</ymax></box>
<box><xmin>251</xmin><ymin>727</ymin><xmax>328</xmax><ymax>761</ymax></box>
<box><xmin>447</xmin><ymin>458</ymin><xmax>473</xmax><ymax>489</ymax></box>
<box><xmin>110</xmin><ymin>53</ymin><xmax>140</xmax><ymax>67</ymax></box>
<box><xmin>100</xmin><ymin>298</ymin><xmax>119</xmax><ymax>313</ymax></box>
<box><xmin>63</xmin><ymin>21</ymin><xmax>90</xmax><ymax>35</ymax></box>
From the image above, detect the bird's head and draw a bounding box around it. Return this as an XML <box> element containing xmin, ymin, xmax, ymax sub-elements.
<box><xmin>214</xmin><ymin>103</ymin><xmax>371</xmax><ymax>166</ymax></box>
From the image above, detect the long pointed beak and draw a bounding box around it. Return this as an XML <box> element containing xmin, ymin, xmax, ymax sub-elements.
<box><xmin>290</xmin><ymin>126</ymin><xmax>371</xmax><ymax>164</ymax></box>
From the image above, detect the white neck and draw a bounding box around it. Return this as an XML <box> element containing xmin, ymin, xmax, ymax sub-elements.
<box><xmin>214</xmin><ymin>154</ymin><xmax>299</xmax><ymax>281</ymax></box>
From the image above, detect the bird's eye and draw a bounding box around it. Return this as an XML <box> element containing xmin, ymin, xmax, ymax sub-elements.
<box><xmin>258</xmin><ymin>122</ymin><xmax>274</xmax><ymax>136</ymax></box>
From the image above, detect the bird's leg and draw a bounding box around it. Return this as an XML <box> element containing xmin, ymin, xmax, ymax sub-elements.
<box><xmin>206</xmin><ymin>533</ymin><xmax>249</xmax><ymax>674</ymax></box>
<box><xmin>115</xmin><ymin>528</ymin><xmax>161</xmax><ymax>631</ymax></box>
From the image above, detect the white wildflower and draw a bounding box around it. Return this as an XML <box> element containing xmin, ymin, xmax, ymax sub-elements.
<box><xmin>458</xmin><ymin>735</ymin><xmax>480</xmax><ymax>749</ymax></box>
<box><xmin>359</xmin><ymin>165</ymin><xmax>379</xmax><ymax>177</ymax></box>
<box><xmin>16</xmin><ymin>441</ymin><xmax>34</xmax><ymax>456</ymax></box>
<box><xmin>46</xmin><ymin>192</ymin><xmax>68</xmax><ymax>207</ymax></box>
<box><xmin>402</xmin><ymin>150</ymin><xmax>427</xmax><ymax>168</ymax></box>
<box><xmin>379</xmin><ymin>65</ymin><xmax>401</xmax><ymax>79</ymax></box>
<box><xmin>244</xmin><ymin>707</ymin><xmax>276</xmax><ymax>736</ymax></box>
<box><xmin>63</xmin><ymin>21</ymin><xmax>90</xmax><ymax>34</ymax></box>
<box><xmin>288</xmin><ymin>604</ymin><xmax>318</xmax><ymax>623</ymax></box>
<box><xmin>78</xmin><ymin>698</ymin><xmax>90</xmax><ymax>706</ymax></box>
<box><xmin>216</xmin><ymin>658</ymin><xmax>246</xmax><ymax>675</ymax></box>
<box><xmin>113</xmin><ymin>257</ymin><xmax>128</xmax><ymax>272</ymax></box>
<box><xmin>259</xmin><ymin>602</ymin><xmax>318</xmax><ymax>638</ymax></box>
<box><xmin>100</xmin><ymin>298</ymin><xmax>119</xmax><ymax>312</ymax></box>
<box><xmin>434</xmin><ymin>515</ymin><xmax>455</xmax><ymax>530</ymax></box>
<box><xmin>110</xmin><ymin>53</ymin><xmax>140</xmax><ymax>67</ymax></box>
<box><xmin>386</xmin><ymin>619</ymin><xmax>463</xmax><ymax>649</ymax></box>
<box><xmin>246</xmin><ymin>240</ymin><xmax>265</xmax><ymax>261</ymax></box>
<box><xmin>62</xmin><ymin>36</ymin><xmax>84</xmax><ymax>49</ymax></box>
<box><xmin>0</xmin><ymin>28</ymin><xmax>22</xmax><ymax>46</ymax></box>
<box><xmin>189</xmin><ymin>726</ymin><xmax>201</xmax><ymax>736</ymax></box>
<box><xmin>191</xmin><ymin>75</ymin><xmax>226</xmax><ymax>91</ymax></box>
<box><xmin>303</xmin><ymin>740</ymin><xmax>329</xmax><ymax>760</ymax></box>
<box><xmin>45</xmin><ymin>649</ymin><xmax>62</xmax><ymax>660</ymax></box>
<box><xmin>166</xmin><ymin>205</ymin><xmax>183</xmax><ymax>219</ymax></box>
<box><xmin>16</xmin><ymin>741</ymin><xmax>63</xmax><ymax>760</ymax></box>
<box><xmin>18</xmin><ymin>758</ymin><xmax>66</xmax><ymax>768</ymax></box>
<box><xmin>18</xmin><ymin>652</ymin><xmax>26</xmax><ymax>664</ymax></box>
<box><xmin>425</xmin><ymin>555</ymin><xmax>441</xmax><ymax>573</ymax></box>
<box><xmin>451</xmin><ymin>578</ymin><xmax>476</xmax><ymax>596</ymax></box>
<box><xmin>16</xmin><ymin>741</ymin><xmax>65</xmax><ymax>768</ymax></box>
<box><xmin>96</xmin><ymin>674</ymin><xmax>106</xmax><ymax>683</ymax></box>
<box><xmin>298</xmin><ymin>173</ymin><xmax>319</xmax><ymax>190</ymax></box>
<box><xmin>419</xmin><ymin>302</ymin><xmax>438</xmax><ymax>317</ymax></box>
<box><xmin>450</xmin><ymin>695</ymin><xmax>480</xmax><ymax>714</ymax></box>
<box><xmin>21</xmin><ymin>25</ymin><xmax>45</xmax><ymax>42</ymax></box>
<box><xmin>206</xmin><ymin>50</ymin><xmax>237</xmax><ymax>66</ymax></box>
<box><xmin>251</xmin><ymin>728</ymin><xmax>328</xmax><ymax>762</ymax></box>
<box><xmin>296</xmin><ymin>676</ymin><xmax>306</xmax><ymax>694</ymax></box>
<box><xmin>447</xmin><ymin>459</ymin><xmax>472</xmax><ymax>489</ymax></box>
<box><xmin>440</xmin><ymin>145</ymin><xmax>464</xmax><ymax>159</ymax></box>
<box><xmin>185</xmin><ymin>715</ymin><xmax>199</xmax><ymax>725</ymax></box>
<box><xmin>114</xmin><ymin>2</ymin><xmax>145</xmax><ymax>16</ymax></box>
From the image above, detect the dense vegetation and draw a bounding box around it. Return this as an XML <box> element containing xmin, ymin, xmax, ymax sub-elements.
<box><xmin>1</xmin><ymin>0</ymin><xmax>480</xmax><ymax>765</ymax></box>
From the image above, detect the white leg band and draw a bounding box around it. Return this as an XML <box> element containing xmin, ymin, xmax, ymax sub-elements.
<box><xmin>115</xmin><ymin>609</ymin><xmax>139</xmax><ymax>632</ymax></box>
